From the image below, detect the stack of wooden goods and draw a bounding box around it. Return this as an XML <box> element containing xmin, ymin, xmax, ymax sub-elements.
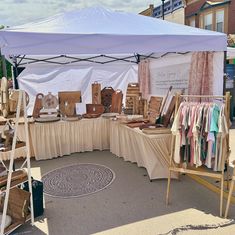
<box><xmin>84</xmin><ymin>83</ymin><xmax>124</xmax><ymax>118</ymax></box>
<box><xmin>26</xmin><ymin>82</ymin><xmax>177</xmax><ymax>127</ymax></box>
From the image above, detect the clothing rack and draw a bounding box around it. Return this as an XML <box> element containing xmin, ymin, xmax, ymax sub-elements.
<box><xmin>166</xmin><ymin>92</ymin><xmax>231</xmax><ymax>217</ymax></box>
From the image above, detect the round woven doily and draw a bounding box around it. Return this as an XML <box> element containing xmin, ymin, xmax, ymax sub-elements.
<box><xmin>42</xmin><ymin>163</ymin><xmax>115</xmax><ymax>198</ymax></box>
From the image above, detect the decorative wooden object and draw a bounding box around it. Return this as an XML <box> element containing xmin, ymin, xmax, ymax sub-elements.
<box><xmin>86</xmin><ymin>104</ymin><xmax>105</xmax><ymax>114</ymax></box>
<box><xmin>42</xmin><ymin>92</ymin><xmax>58</xmax><ymax>109</ymax></box>
<box><xmin>0</xmin><ymin>77</ymin><xmax>9</xmax><ymax>118</ymax></box>
<box><xmin>139</xmin><ymin>98</ymin><xmax>148</xmax><ymax>118</ymax></box>
<box><xmin>110</xmin><ymin>90</ymin><xmax>123</xmax><ymax>114</ymax></box>
<box><xmin>161</xmin><ymin>95</ymin><xmax>176</xmax><ymax>127</ymax></box>
<box><xmin>125</xmin><ymin>83</ymin><xmax>142</xmax><ymax>115</ymax></box>
<box><xmin>147</xmin><ymin>96</ymin><xmax>163</xmax><ymax>124</ymax></box>
<box><xmin>224</xmin><ymin>160</ymin><xmax>235</xmax><ymax>218</ymax></box>
<box><xmin>58</xmin><ymin>91</ymin><xmax>81</xmax><ymax>117</ymax></box>
<box><xmin>32</xmin><ymin>93</ymin><xmax>44</xmax><ymax>118</ymax></box>
<box><xmin>166</xmin><ymin>92</ymin><xmax>231</xmax><ymax>217</ymax></box>
<box><xmin>101</xmin><ymin>87</ymin><xmax>114</xmax><ymax>113</ymax></box>
<box><xmin>92</xmin><ymin>82</ymin><xmax>101</xmax><ymax>104</ymax></box>
<box><xmin>8</xmin><ymin>90</ymin><xmax>29</xmax><ymax>115</ymax></box>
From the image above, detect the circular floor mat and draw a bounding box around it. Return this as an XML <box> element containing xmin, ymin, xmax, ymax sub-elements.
<box><xmin>42</xmin><ymin>163</ymin><xmax>115</xmax><ymax>198</ymax></box>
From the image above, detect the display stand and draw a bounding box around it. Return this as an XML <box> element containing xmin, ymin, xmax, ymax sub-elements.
<box><xmin>166</xmin><ymin>92</ymin><xmax>231</xmax><ymax>217</ymax></box>
<box><xmin>0</xmin><ymin>90</ymin><xmax>34</xmax><ymax>235</ymax></box>
<box><xmin>224</xmin><ymin>160</ymin><xmax>235</xmax><ymax>218</ymax></box>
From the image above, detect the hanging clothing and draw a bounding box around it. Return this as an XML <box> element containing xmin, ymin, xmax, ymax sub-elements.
<box><xmin>171</xmin><ymin>101</ymin><xmax>228</xmax><ymax>171</ymax></box>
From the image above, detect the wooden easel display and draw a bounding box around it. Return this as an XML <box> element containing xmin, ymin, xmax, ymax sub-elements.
<box><xmin>166</xmin><ymin>92</ymin><xmax>231</xmax><ymax>217</ymax></box>
<box><xmin>0</xmin><ymin>90</ymin><xmax>34</xmax><ymax>235</ymax></box>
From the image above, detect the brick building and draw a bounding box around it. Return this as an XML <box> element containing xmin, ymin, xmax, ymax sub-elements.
<box><xmin>139</xmin><ymin>0</ymin><xmax>185</xmax><ymax>24</ymax></box>
<box><xmin>139</xmin><ymin>4</ymin><xmax>154</xmax><ymax>16</ymax></box>
<box><xmin>185</xmin><ymin>0</ymin><xmax>235</xmax><ymax>34</ymax></box>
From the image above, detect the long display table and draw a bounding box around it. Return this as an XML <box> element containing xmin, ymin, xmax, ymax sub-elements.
<box><xmin>110</xmin><ymin>121</ymin><xmax>173</xmax><ymax>179</ymax></box>
<box><xmin>1</xmin><ymin>118</ymin><xmax>174</xmax><ymax>179</ymax></box>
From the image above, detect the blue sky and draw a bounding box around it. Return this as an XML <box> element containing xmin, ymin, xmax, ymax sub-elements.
<box><xmin>0</xmin><ymin>0</ymin><xmax>162</xmax><ymax>27</ymax></box>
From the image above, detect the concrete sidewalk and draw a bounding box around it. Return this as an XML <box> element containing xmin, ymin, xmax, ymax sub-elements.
<box><xmin>12</xmin><ymin>148</ymin><xmax>235</xmax><ymax>235</ymax></box>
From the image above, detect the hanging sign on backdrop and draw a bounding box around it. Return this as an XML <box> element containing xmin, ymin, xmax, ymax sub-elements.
<box><xmin>150</xmin><ymin>63</ymin><xmax>190</xmax><ymax>96</ymax></box>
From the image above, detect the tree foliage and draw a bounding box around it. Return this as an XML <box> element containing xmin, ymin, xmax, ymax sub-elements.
<box><xmin>0</xmin><ymin>57</ymin><xmax>12</xmax><ymax>79</ymax></box>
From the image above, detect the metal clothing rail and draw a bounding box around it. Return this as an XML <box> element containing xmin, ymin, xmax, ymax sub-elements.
<box><xmin>166</xmin><ymin>92</ymin><xmax>231</xmax><ymax>217</ymax></box>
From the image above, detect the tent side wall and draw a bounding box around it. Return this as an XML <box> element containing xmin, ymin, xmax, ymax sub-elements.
<box><xmin>18</xmin><ymin>63</ymin><xmax>138</xmax><ymax>115</ymax></box>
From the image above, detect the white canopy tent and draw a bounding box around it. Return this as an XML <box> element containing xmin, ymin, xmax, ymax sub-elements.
<box><xmin>0</xmin><ymin>7</ymin><xmax>227</xmax><ymax>114</ymax></box>
<box><xmin>0</xmin><ymin>6</ymin><xmax>227</xmax><ymax>55</ymax></box>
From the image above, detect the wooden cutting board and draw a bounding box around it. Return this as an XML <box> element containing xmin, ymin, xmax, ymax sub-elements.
<box><xmin>125</xmin><ymin>83</ymin><xmax>142</xmax><ymax>114</ymax></box>
<box><xmin>92</xmin><ymin>82</ymin><xmax>101</xmax><ymax>104</ymax></box>
<box><xmin>32</xmin><ymin>93</ymin><xmax>44</xmax><ymax>118</ymax></box>
<box><xmin>110</xmin><ymin>90</ymin><xmax>123</xmax><ymax>113</ymax></box>
<box><xmin>139</xmin><ymin>98</ymin><xmax>148</xmax><ymax>118</ymax></box>
<box><xmin>59</xmin><ymin>91</ymin><xmax>81</xmax><ymax>117</ymax></box>
<box><xmin>148</xmin><ymin>96</ymin><xmax>163</xmax><ymax>124</ymax></box>
<box><xmin>101</xmin><ymin>87</ymin><xmax>114</xmax><ymax>113</ymax></box>
<box><xmin>148</xmin><ymin>96</ymin><xmax>163</xmax><ymax>112</ymax></box>
<box><xmin>161</xmin><ymin>95</ymin><xmax>176</xmax><ymax>127</ymax></box>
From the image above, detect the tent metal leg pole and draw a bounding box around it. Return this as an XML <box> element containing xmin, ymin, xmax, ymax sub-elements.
<box><xmin>223</xmin><ymin>51</ymin><xmax>227</xmax><ymax>95</ymax></box>
<box><xmin>0</xmin><ymin>49</ymin><xmax>7</xmax><ymax>78</ymax></box>
<box><xmin>13</xmin><ymin>57</ymin><xmax>19</xmax><ymax>89</ymax></box>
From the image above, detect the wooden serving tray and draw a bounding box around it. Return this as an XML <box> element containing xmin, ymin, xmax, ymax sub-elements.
<box><xmin>126</xmin><ymin>122</ymin><xmax>149</xmax><ymax>128</ymax></box>
<box><xmin>86</xmin><ymin>104</ymin><xmax>105</xmax><ymax>114</ymax></box>
<box><xmin>0</xmin><ymin>170</ymin><xmax>27</xmax><ymax>188</ymax></box>
<box><xmin>0</xmin><ymin>141</ymin><xmax>25</xmax><ymax>152</ymax></box>
<box><xmin>142</xmin><ymin>127</ymin><xmax>171</xmax><ymax>135</ymax></box>
<box><xmin>35</xmin><ymin>117</ymin><xmax>60</xmax><ymax>123</ymax></box>
<box><xmin>82</xmin><ymin>113</ymin><xmax>101</xmax><ymax>119</ymax></box>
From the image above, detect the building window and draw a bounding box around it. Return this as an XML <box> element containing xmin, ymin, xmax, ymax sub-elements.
<box><xmin>216</xmin><ymin>10</ymin><xmax>224</xmax><ymax>32</ymax></box>
<box><xmin>204</xmin><ymin>13</ymin><xmax>212</xmax><ymax>30</ymax></box>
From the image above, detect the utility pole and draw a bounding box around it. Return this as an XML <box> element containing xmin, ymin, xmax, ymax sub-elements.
<box><xmin>162</xmin><ymin>0</ymin><xmax>165</xmax><ymax>20</ymax></box>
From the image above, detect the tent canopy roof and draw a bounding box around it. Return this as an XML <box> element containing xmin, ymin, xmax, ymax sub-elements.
<box><xmin>0</xmin><ymin>6</ymin><xmax>227</xmax><ymax>55</ymax></box>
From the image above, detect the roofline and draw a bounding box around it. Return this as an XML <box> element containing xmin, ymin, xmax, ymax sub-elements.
<box><xmin>186</xmin><ymin>0</ymin><xmax>230</xmax><ymax>18</ymax></box>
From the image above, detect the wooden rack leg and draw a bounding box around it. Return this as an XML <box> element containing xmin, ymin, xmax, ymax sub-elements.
<box><xmin>23</xmin><ymin>91</ymin><xmax>35</xmax><ymax>225</ymax></box>
<box><xmin>166</xmin><ymin>169</ymin><xmax>172</xmax><ymax>205</ymax></box>
<box><xmin>0</xmin><ymin>91</ymin><xmax>22</xmax><ymax>235</ymax></box>
<box><xmin>226</xmin><ymin>159</ymin><xmax>229</xmax><ymax>191</ymax></box>
<box><xmin>224</xmin><ymin>177</ymin><xmax>235</xmax><ymax>218</ymax></box>
<box><xmin>220</xmin><ymin>176</ymin><xmax>224</xmax><ymax>217</ymax></box>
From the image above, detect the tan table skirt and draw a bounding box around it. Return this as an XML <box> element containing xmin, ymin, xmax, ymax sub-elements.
<box><xmin>110</xmin><ymin>121</ymin><xmax>174</xmax><ymax>180</ymax></box>
<box><xmin>0</xmin><ymin>118</ymin><xmax>174</xmax><ymax>180</ymax></box>
<box><xmin>30</xmin><ymin>118</ymin><xmax>110</xmax><ymax>160</ymax></box>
